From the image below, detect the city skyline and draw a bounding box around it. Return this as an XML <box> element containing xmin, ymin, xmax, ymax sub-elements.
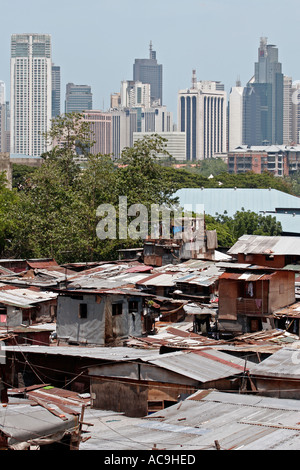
<box><xmin>1</xmin><ymin>0</ymin><xmax>300</xmax><ymax>120</ymax></box>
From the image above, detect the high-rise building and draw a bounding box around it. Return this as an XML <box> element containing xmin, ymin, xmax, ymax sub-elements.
<box><xmin>178</xmin><ymin>75</ymin><xmax>227</xmax><ymax>160</ymax></box>
<box><xmin>0</xmin><ymin>82</ymin><xmax>9</xmax><ymax>152</ymax></box>
<box><xmin>255</xmin><ymin>37</ymin><xmax>283</xmax><ymax>144</ymax></box>
<box><xmin>133</xmin><ymin>131</ymin><xmax>186</xmax><ymax>160</ymax></box>
<box><xmin>0</xmin><ymin>81</ymin><xmax>5</xmax><ymax>105</ymax></box>
<box><xmin>52</xmin><ymin>64</ymin><xmax>61</xmax><ymax>118</ymax></box>
<box><xmin>229</xmin><ymin>81</ymin><xmax>244</xmax><ymax>150</ymax></box>
<box><xmin>65</xmin><ymin>83</ymin><xmax>93</xmax><ymax>114</ymax></box>
<box><xmin>82</xmin><ymin>111</ymin><xmax>112</xmax><ymax>155</ymax></box>
<box><xmin>291</xmin><ymin>81</ymin><xmax>300</xmax><ymax>144</ymax></box>
<box><xmin>10</xmin><ymin>33</ymin><xmax>52</xmax><ymax>157</ymax></box>
<box><xmin>243</xmin><ymin>37</ymin><xmax>283</xmax><ymax>146</ymax></box>
<box><xmin>133</xmin><ymin>42</ymin><xmax>163</xmax><ymax>105</ymax></box>
<box><xmin>243</xmin><ymin>79</ymin><xmax>272</xmax><ymax>146</ymax></box>
<box><xmin>120</xmin><ymin>80</ymin><xmax>151</xmax><ymax>108</ymax></box>
<box><xmin>283</xmin><ymin>76</ymin><xmax>293</xmax><ymax>145</ymax></box>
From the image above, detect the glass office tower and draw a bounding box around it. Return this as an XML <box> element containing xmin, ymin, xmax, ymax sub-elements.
<box><xmin>65</xmin><ymin>83</ymin><xmax>93</xmax><ymax>114</ymax></box>
<box><xmin>133</xmin><ymin>42</ymin><xmax>163</xmax><ymax>106</ymax></box>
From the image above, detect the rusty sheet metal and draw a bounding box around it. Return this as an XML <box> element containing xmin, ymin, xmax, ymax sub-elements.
<box><xmin>27</xmin><ymin>386</ymin><xmax>90</xmax><ymax>408</ymax></box>
<box><xmin>26</xmin><ymin>259</ymin><xmax>59</xmax><ymax>269</ymax></box>
<box><xmin>192</xmin><ymin>349</ymin><xmax>247</xmax><ymax>372</ymax></box>
<box><xmin>125</xmin><ymin>265</ymin><xmax>153</xmax><ymax>273</ymax></box>
<box><xmin>273</xmin><ymin>302</ymin><xmax>300</xmax><ymax>319</ymax></box>
<box><xmin>219</xmin><ymin>272</ymin><xmax>274</xmax><ymax>281</ymax></box>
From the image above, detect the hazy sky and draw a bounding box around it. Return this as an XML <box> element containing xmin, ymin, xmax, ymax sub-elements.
<box><xmin>1</xmin><ymin>0</ymin><xmax>300</xmax><ymax>121</ymax></box>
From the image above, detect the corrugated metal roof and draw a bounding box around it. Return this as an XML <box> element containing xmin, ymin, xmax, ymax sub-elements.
<box><xmin>137</xmin><ymin>273</ymin><xmax>180</xmax><ymax>287</ymax></box>
<box><xmin>0</xmin><ymin>400</ymin><xmax>79</xmax><ymax>449</ymax></box>
<box><xmin>219</xmin><ymin>271</ymin><xmax>274</xmax><ymax>281</ymax></box>
<box><xmin>147</xmin><ymin>349</ymin><xmax>246</xmax><ymax>383</ymax></box>
<box><xmin>0</xmin><ymin>288</ymin><xmax>57</xmax><ymax>308</ymax></box>
<box><xmin>228</xmin><ymin>234</ymin><xmax>300</xmax><ymax>256</ymax></box>
<box><xmin>249</xmin><ymin>347</ymin><xmax>300</xmax><ymax>379</ymax></box>
<box><xmin>176</xmin><ymin>187</ymin><xmax>300</xmax><ymax>216</ymax></box>
<box><xmin>274</xmin><ymin>302</ymin><xmax>300</xmax><ymax>318</ymax></box>
<box><xmin>175</xmin><ymin>188</ymin><xmax>300</xmax><ymax>234</ymax></box>
<box><xmin>26</xmin><ymin>259</ymin><xmax>59</xmax><ymax>269</ymax></box>
<box><xmin>3</xmin><ymin>345</ymin><xmax>161</xmax><ymax>361</ymax></box>
<box><xmin>79</xmin><ymin>390</ymin><xmax>300</xmax><ymax>450</ymax></box>
<box><xmin>176</xmin><ymin>272</ymin><xmax>219</xmax><ymax>286</ymax></box>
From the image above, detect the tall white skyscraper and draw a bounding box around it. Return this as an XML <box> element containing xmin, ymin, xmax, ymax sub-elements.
<box><xmin>0</xmin><ymin>81</ymin><xmax>5</xmax><ymax>105</ymax></box>
<box><xmin>282</xmin><ymin>75</ymin><xmax>293</xmax><ymax>145</ymax></box>
<box><xmin>10</xmin><ymin>33</ymin><xmax>52</xmax><ymax>157</ymax></box>
<box><xmin>178</xmin><ymin>75</ymin><xmax>227</xmax><ymax>160</ymax></box>
<box><xmin>229</xmin><ymin>82</ymin><xmax>244</xmax><ymax>150</ymax></box>
<box><xmin>120</xmin><ymin>80</ymin><xmax>151</xmax><ymax>108</ymax></box>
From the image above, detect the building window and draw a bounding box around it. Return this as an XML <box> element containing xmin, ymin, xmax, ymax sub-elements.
<box><xmin>129</xmin><ymin>300</ymin><xmax>139</xmax><ymax>313</ymax></box>
<box><xmin>79</xmin><ymin>303</ymin><xmax>88</xmax><ymax>319</ymax></box>
<box><xmin>112</xmin><ymin>302</ymin><xmax>123</xmax><ymax>316</ymax></box>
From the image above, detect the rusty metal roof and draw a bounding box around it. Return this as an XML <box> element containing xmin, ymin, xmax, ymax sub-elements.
<box><xmin>274</xmin><ymin>302</ymin><xmax>300</xmax><ymax>319</ymax></box>
<box><xmin>26</xmin><ymin>258</ymin><xmax>59</xmax><ymax>269</ymax></box>
<box><xmin>219</xmin><ymin>271</ymin><xmax>275</xmax><ymax>281</ymax></box>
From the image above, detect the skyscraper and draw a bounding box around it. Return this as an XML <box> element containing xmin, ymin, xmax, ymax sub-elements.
<box><xmin>0</xmin><ymin>81</ymin><xmax>5</xmax><ymax>105</ymax></box>
<box><xmin>10</xmin><ymin>33</ymin><xmax>52</xmax><ymax>157</ymax></box>
<box><xmin>52</xmin><ymin>64</ymin><xmax>61</xmax><ymax>118</ymax></box>
<box><xmin>178</xmin><ymin>75</ymin><xmax>227</xmax><ymax>160</ymax></box>
<box><xmin>229</xmin><ymin>81</ymin><xmax>244</xmax><ymax>150</ymax></box>
<box><xmin>120</xmin><ymin>80</ymin><xmax>151</xmax><ymax>108</ymax></box>
<box><xmin>65</xmin><ymin>83</ymin><xmax>93</xmax><ymax>114</ymax></box>
<box><xmin>291</xmin><ymin>81</ymin><xmax>300</xmax><ymax>144</ymax></box>
<box><xmin>243</xmin><ymin>37</ymin><xmax>283</xmax><ymax>146</ymax></box>
<box><xmin>283</xmin><ymin>76</ymin><xmax>293</xmax><ymax>145</ymax></box>
<box><xmin>0</xmin><ymin>81</ymin><xmax>8</xmax><ymax>152</ymax></box>
<box><xmin>243</xmin><ymin>79</ymin><xmax>272</xmax><ymax>146</ymax></box>
<box><xmin>133</xmin><ymin>42</ymin><xmax>163</xmax><ymax>105</ymax></box>
<box><xmin>82</xmin><ymin>111</ymin><xmax>112</xmax><ymax>155</ymax></box>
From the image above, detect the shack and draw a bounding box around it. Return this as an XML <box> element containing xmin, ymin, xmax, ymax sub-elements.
<box><xmin>249</xmin><ymin>346</ymin><xmax>300</xmax><ymax>399</ymax></box>
<box><xmin>56</xmin><ymin>289</ymin><xmax>153</xmax><ymax>346</ymax></box>
<box><xmin>0</xmin><ymin>384</ymin><xmax>88</xmax><ymax>450</ymax></box>
<box><xmin>218</xmin><ymin>266</ymin><xmax>295</xmax><ymax>335</ymax></box>
<box><xmin>0</xmin><ymin>286</ymin><xmax>58</xmax><ymax>327</ymax></box>
<box><xmin>227</xmin><ymin>234</ymin><xmax>300</xmax><ymax>269</ymax></box>
<box><xmin>87</xmin><ymin>349</ymin><xmax>248</xmax><ymax>417</ymax></box>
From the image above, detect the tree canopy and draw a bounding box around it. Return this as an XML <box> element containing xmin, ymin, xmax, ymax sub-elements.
<box><xmin>0</xmin><ymin>114</ymin><xmax>289</xmax><ymax>262</ymax></box>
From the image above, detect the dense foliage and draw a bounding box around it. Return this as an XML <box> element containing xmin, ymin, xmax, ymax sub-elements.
<box><xmin>0</xmin><ymin>115</ymin><xmax>290</xmax><ymax>262</ymax></box>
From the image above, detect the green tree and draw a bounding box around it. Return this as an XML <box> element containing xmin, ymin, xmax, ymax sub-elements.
<box><xmin>117</xmin><ymin>134</ymin><xmax>178</xmax><ymax>207</ymax></box>
<box><xmin>12</xmin><ymin>164</ymin><xmax>38</xmax><ymax>190</ymax></box>
<box><xmin>230</xmin><ymin>210</ymin><xmax>282</xmax><ymax>239</ymax></box>
<box><xmin>0</xmin><ymin>173</ymin><xmax>20</xmax><ymax>256</ymax></box>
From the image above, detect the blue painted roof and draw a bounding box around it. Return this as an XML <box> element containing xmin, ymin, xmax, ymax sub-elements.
<box><xmin>174</xmin><ymin>188</ymin><xmax>300</xmax><ymax>234</ymax></box>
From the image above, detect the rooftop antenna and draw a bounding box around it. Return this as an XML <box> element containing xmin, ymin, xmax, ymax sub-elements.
<box><xmin>149</xmin><ymin>40</ymin><xmax>155</xmax><ymax>59</ymax></box>
<box><xmin>192</xmin><ymin>69</ymin><xmax>197</xmax><ymax>89</ymax></box>
<box><xmin>236</xmin><ymin>75</ymin><xmax>241</xmax><ymax>87</ymax></box>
